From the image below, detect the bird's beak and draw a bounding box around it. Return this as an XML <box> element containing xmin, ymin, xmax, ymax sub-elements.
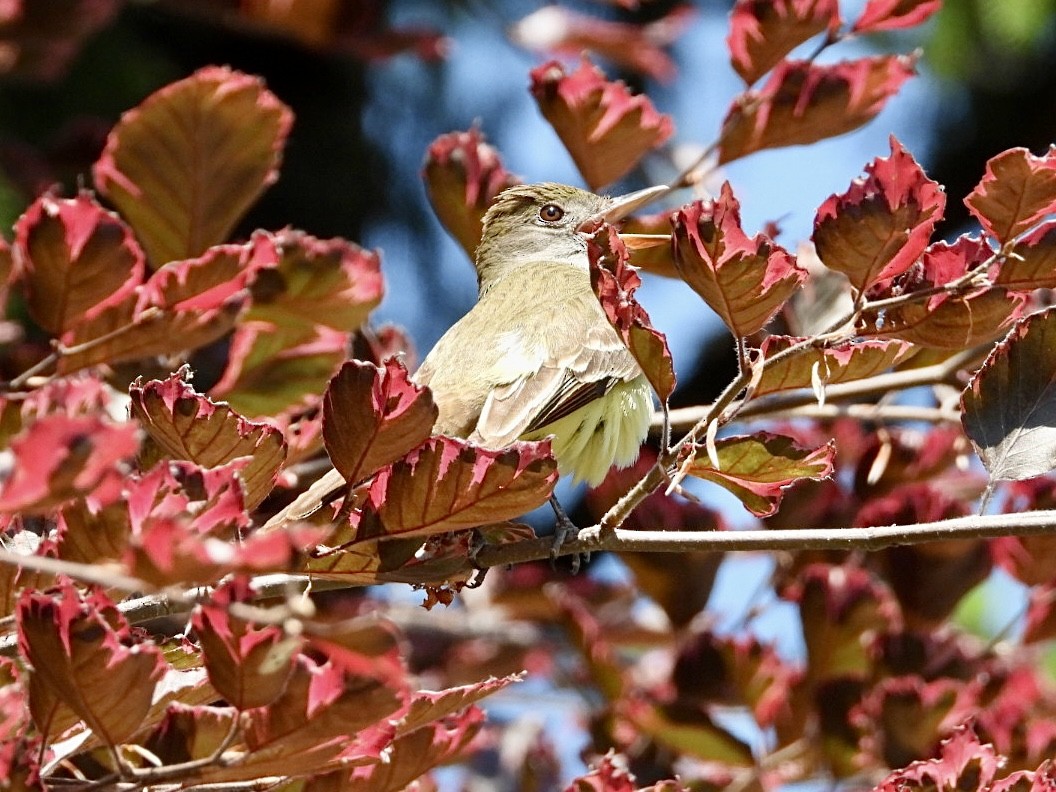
<box><xmin>577</xmin><ymin>185</ymin><xmax>671</xmax><ymax>250</ymax></box>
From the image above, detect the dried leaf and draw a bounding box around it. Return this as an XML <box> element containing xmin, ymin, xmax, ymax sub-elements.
<box><xmin>961</xmin><ymin>307</ymin><xmax>1056</xmax><ymax>482</ymax></box>
<box><xmin>129</xmin><ymin>368</ymin><xmax>287</xmax><ymax>510</ymax></box>
<box><xmin>672</xmin><ymin>182</ymin><xmax>806</xmax><ymax>337</ymax></box>
<box><xmin>530</xmin><ymin>56</ymin><xmax>673</xmax><ymax>191</ymax></box>
<box><xmin>93</xmin><ymin>66</ymin><xmax>293</xmax><ymax>267</ymax></box>
<box><xmin>322</xmin><ymin>359</ymin><xmax>437</xmax><ymax>486</ymax></box>
<box><xmin>686</xmin><ymin>432</ymin><xmax>835</xmax><ymax>517</ymax></box>
<box><xmin>727</xmin><ymin>0</ymin><xmax>841</xmax><ymax>85</ymax></box>
<box><xmin>587</xmin><ymin>224</ymin><xmax>676</xmax><ymax>401</ymax></box>
<box><xmin>13</xmin><ymin>191</ymin><xmax>144</xmax><ymax>334</ymax></box>
<box><xmin>422</xmin><ymin>128</ymin><xmax>520</xmax><ymax>257</ymax></box>
<box><xmin>720</xmin><ymin>56</ymin><xmax>917</xmax><ymax>164</ymax></box>
<box><xmin>964</xmin><ymin>147</ymin><xmax>1056</xmax><ymax>244</ymax></box>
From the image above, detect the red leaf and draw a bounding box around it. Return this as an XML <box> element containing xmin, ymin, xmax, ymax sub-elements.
<box><xmin>511</xmin><ymin>6</ymin><xmax>693</xmax><ymax>83</ymax></box>
<box><xmin>0</xmin><ymin>414</ymin><xmax>138</xmax><ymax>514</ymax></box>
<box><xmin>13</xmin><ymin>190</ymin><xmax>144</xmax><ymax>334</ymax></box>
<box><xmin>852</xmin><ymin>0</ymin><xmax>943</xmax><ymax>34</ymax></box>
<box><xmin>530</xmin><ymin>56</ymin><xmax>674</xmax><ymax>190</ymax></box>
<box><xmin>322</xmin><ymin>359</ymin><xmax>437</xmax><ymax>486</ymax></box>
<box><xmin>813</xmin><ymin>136</ymin><xmax>945</xmax><ymax>294</ymax></box>
<box><xmin>192</xmin><ymin>580</ymin><xmax>300</xmax><ymax>710</ymax></box>
<box><xmin>129</xmin><ymin>368</ymin><xmax>288</xmax><ymax>510</ymax></box>
<box><xmin>672</xmin><ymin>182</ymin><xmax>806</xmax><ymax>337</ymax></box>
<box><xmin>687</xmin><ymin>432</ymin><xmax>835</xmax><ymax>517</ymax></box>
<box><xmin>566</xmin><ymin>753</ymin><xmax>639</xmax><ymax>792</ymax></box>
<box><xmin>400</xmin><ymin>675</ymin><xmax>521</xmax><ymax>735</ymax></box>
<box><xmin>93</xmin><ymin>66</ymin><xmax>293</xmax><ymax>267</ymax></box>
<box><xmin>873</xmin><ymin>725</ymin><xmax>1003</xmax><ymax>792</ymax></box>
<box><xmin>17</xmin><ymin>583</ymin><xmax>166</xmax><ymax>745</ymax></box>
<box><xmin>1000</xmin><ymin>220</ymin><xmax>1056</xmax><ymax>290</ymax></box>
<box><xmin>587</xmin><ymin>224</ymin><xmax>676</xmax><ymax>401</ymax></box>
<box><xmin>860</xmin><ymin>235</ymin><xmax>1025</xmax><ymax>349</ymax></box>
<box><xmin>353</xmin><ymin>436</ymin><xmax>558</xmax><ymax>542</ymax></box>
<box><xmin>247</xmin><ymin>230</ymin><xmax>384</xmax><ymax>334</ymax></box>
<box><xmin>727</xmin><ymin>0</ymin><xmax>841</xmax><ymax>85</ymax></box>
<box><xmin>964</xmin><ymin>147</ymin><xmax>1056</xmax><ymax>244</ymax></box>
<box><xmin>422</xmin><ymin>128</ymin><xmax>520</xmax><ymax>256</ymax></box>
<box><xmin>719</xmin><ymin>56</ymin><xmax>917</xmax><ymax>164</ymax></box>
<box><xmin>755</xmin><ymin>336</ymin><xmax>915</xmax><ymax>396</ymax></box>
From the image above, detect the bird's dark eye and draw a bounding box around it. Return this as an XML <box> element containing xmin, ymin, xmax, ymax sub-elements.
<box><xmin>539</xmin><ymin>203</ymin><xmax>565</xmax><ymax>223</ymax></box>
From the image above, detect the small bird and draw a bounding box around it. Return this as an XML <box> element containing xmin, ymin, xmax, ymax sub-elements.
<box><xmin>266</xmin><ymin>182</ymin><xmax>661</xmax><ymax>543</ymax></box>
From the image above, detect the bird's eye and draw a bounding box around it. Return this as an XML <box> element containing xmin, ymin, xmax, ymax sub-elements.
<box><xmin>539</xmin><ymin>203</ymin><xmax>565</xmax><ymax>223</ymax></box>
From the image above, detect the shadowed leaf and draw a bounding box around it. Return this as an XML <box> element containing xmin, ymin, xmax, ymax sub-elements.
<box><xmin>687</xmin><ymin>432</ymin><xmax>835</xmax><ymax>517</ymax></box>
<box><xmin>587</xmin><ymin>224</ymin><xmax>676</xmax><ymax>401</ymax></box>
<box><xmin>961</xmin><ymin>307</ymin><xmax>1056</xmax><ymax>481</ymax></box>
<box><xmin>423</xmin><ymin>128</ymin><xmax>520</xmax><ymax>257</ymax></box>
<box><xmin>530</xmin><ymin>56</ymin><xmax>673</xmax><ymax>191</ymax></box>
<box><xmin>17</xmin><ymin>584</ymin><xmax>166</xmax><ymax>745</ymax></box>
<box><xmin>354</xmin><ymin>437</ymin><xmax>557</xmax><ymax>542</ymax></box>
<box><xmin>672</xmin><ymin>182</ymin><xmax>806</xmax><ymax>337</ymax></box>
<box><xmin>720</xmin><ymin>56</ymin><xmax>916</xmax><ymax>164</ymax></box>
<box><xmin>852</xmin><ymin>0</ymin><xmax>942</xmax><ymax>33</ymax></box>
<box><xmin>130</xmin><ymin>368</ymin><xmax>287</xmax><ymax>510</ymax></box>
<box><xmin>13</xmin><ymin>191</ymin><xmax>144</xmax><ymax>334</ymax></box>
<box><xmin>322</xmin><ymin>359</ymin><xmax>437</xmax><ymax>486</ymax></box>
<box><xmin>623</xmin><ymin>699</ymin><xmax>755</xmax><ymax>765</ymax></box>
<box><xmin>756</xmin><ymin>336</ymin><xmax>915</xmax><ymax>396</ymax></box>
<box><xmin>620</xmin><ymin>210</ymin><xmax>680</xmax><ymax>277</ymax></box>
<box><xmin>873</xmin><ymin>725</ymin><xmax>1003</xmax><ymax>792</ymax></box>
<box><xmin>93</xmin><ymin>66</ymin><xmax>292</xmax><ymax>267</ymax></box>
<box><xmin>813</xmin><ymin>136</ymin><xmax>945</xmax><ymax>294</ymax></box>
<box><xmin>727</xmin><ymin>0</ymin><xmax>840</xmax><ymax>85</ymax></box>
<box><xmin>143</xmin><ymin>704</ymin><xmax>238</xmax><ymax>766</ymax></box>
<box><xmin>965</xmin><ymin>147</ymin><xmax>1056</xmax><ymax>244</ymax></box>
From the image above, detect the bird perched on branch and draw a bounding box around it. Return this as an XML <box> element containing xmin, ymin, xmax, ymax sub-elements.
<box><xmin>265</xmin><ymin>182</ymin><xmax>663</xmax><ymax>547</ymax></box>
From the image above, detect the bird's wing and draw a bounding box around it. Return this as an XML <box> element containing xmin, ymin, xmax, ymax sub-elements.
<box><xmin>473</xmin><ymin>321</ymin><xmax>641</xmax><ymax>447</ymax></box>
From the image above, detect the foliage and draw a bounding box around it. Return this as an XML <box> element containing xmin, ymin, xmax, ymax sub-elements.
<box><xmin>2</xmin><ymin>0</ymin><xmax>1056</xmax><ymax>790</ymax></box>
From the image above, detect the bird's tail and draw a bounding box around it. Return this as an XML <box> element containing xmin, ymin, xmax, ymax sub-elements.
<box><xmin>258</xmin><ymin>466</ymin><xmax>347</xmax><ymax>533</ymax></box>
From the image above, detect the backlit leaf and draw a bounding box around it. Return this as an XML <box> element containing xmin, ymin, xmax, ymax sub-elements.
<box><xmin>852</xmin><ymin>0</ymin><xmax>943</xmax><ymax>33</ymax></box>
<box><xmin>727</xmin><ymin>0</ymin><xmax>840</xmax><ymax>85</ymax></box>
<box><xmin>322</xmin><ymin>359</ymin><xmax>437</xmax><ymax>486</ymax></box>
<box><xmin>530</xmin><ymin>56</ymin><xmax>673</xmax><ymax>191</ymax></box>
<box><xmin>129</xmin><ymin>368</ymin><xmax>287</xmax><ymax>510</ymax></box>
<box><xmin>17</xmin><ymin>583</ymin><xmax>166</xmax><ymax>745</ymax></box>
<box><xmin>672</xmin><ymin>182</ymin><xmax>806</xmax><ymax>337</ymax></box>
<box><xmin>755</xmin><ymin>336</ymin><xmax>915</xmax><ymax>396</ymax></box>
<box><xmin>813</xmin><ymin>136</ymin><xmax>945</xmax><ymax>294</ymax></box>
<box><xmin>720</xmin><ymin>56</ymin><xmax>916</xmax><ymax>164</ymax></box>
<box><xmin>93</xmin><ymin>66</ymin><xmax>293</xmax><ymax>267</ymax></box>
<box><xmin>587</xmin><ymin>224</ymin><xmax>676</xmax><ymax>401</ymax></box>
<box><xmin>353</xmin><ymin>437</ymin><xmax>557</xmax><ymax>542</ymax></box>
<box><xmin>686</xmin><ymin>432</ymin><xmax>835</xmax><ymax>517</ymax></box>
<box><xmin>13</xmin><ymin>191</ymin><xmax>144</xmax><ymax>334</ymax></box>
<box><xmin>423</xmin><ymin>128</ymin><xmax>520</xmax><ymax>257</ymax></box>
<box><xmin>873</xmin><ymin>725</ymin><xmax>1003</xmax><ymax>792</ymax></box>
<box><xmin>1001</xmin><ymin>220</ymin><xmax>1056</xmax><ymax>290</ymax></box>
<box><xmin>961</xmin><ymin>307</ymin><xmax>1056</xmax><ymax>481</ymax></box>
<box><xmin>965</xmin><ymin>147</ymin><xmax>1056</xmax><ymax>244</ymax></box>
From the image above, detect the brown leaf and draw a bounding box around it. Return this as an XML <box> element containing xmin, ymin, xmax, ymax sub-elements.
<box><xmin>964</xmin><ymin>147</ymin><xmax>1056</xmax><ymax>244</ymax></box>
<box><xmin>1001</xmin><ymin>220</ymin><xmax>1056</xmax><ymax>290</ymax></box>
<box><xmin>755</xmin><ymin>336</ymin><xmax>915</xmax><ymax>396</ymax></box>
<box><xmin>530</xmin><ymin>56</ymin><xmax>673</xmax><ymax>191</ymax></box>
<box><xmin>727</xmin><ymin>0</ymin><xmax>841</xmax><ymax>85</ymax></box>
<box><xmin>93</xmin><ymin>66</ymin><xmax>293</xmax><ymax>267</ymax></box>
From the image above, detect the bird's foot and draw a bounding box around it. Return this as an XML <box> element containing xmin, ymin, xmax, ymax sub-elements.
<box><xmin>465</xmin><ymin>530</ymin><xmax>489</xmax><ymax>588</ymax></box>
<box><xmin>548</xmin><ymin>495</ymin><xmax>589</xmax><ymax>574</ymax></box>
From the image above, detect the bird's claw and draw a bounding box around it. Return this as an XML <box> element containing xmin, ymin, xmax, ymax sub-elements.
<box><xmin>548</xmin><ymin>496</ymin><xmax>588</xmax><ymax>574</ymax></box>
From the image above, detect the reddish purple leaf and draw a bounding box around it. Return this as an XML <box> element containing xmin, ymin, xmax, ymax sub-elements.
<box><xmin>322</xmin><ymin>359</ymin><xmax>437</xmax><ymax>486</ymax></box>
<box><xmin>687</xmin><ymin>432</ymin><xmax>835</xmax><ymax>517</ymax></box>
<box><xmin>192</xmin><ymin>580</ymin><xmax>300</xmax><ymax>710</ymax></box>
<box><xmin>672</xmin><ymin>182</ymin><xmax>806</xmax><ymax>337</ymax></box>
<box><xmin>727</xmin><ymin>0</ymin><xmax>841</xmax><ymax>85</ymax></box>
<box><xmin>852</xmin><ymin>0</ymin><xmax>943</xmax><ymax>34</ymax></box>
<box><xmin>93</xmin><ymin>66</ymin><xmax>293</xmax><ymax>267</ymax></box>
<box><xmin>720</xmin><ymin>56</ymin><xmax>917</xmax><ymax>164</ymax></box>
<box><xmin>12</xmin><ymin>190</ymin><xmax>144</xmax><ymax>335</ymax></box>
<box><xmin>961</xmin><ymin>307</ymin><xmax>1056</xmax><ymax>482</ymax></box>
<box><xmin>755</xmin><ymin>336</ymin><xmax>915</xmax><ymax>396</ymax></box>
<box><xmin>530</xmin><ymin>56</ymin><xmax>674</xmax><ymax>190</ymax></box>
<box><xmin>511</xmin><ymin>5</ymin><xmax>692</xmax><ymax>83</ymax></box>
<box><xmin>400</xmin><ymin>675</ymin><xmax>520</xmax><ymax>735</ymax></box>
<box><xmin>1001</xmin><ymin>221</ymin><xmax>1056</xmax><ymax>290</ymax></box>
<box><xmin>566</xmin><ymin>753</ymin><xmax>640</xmax><ymax>792</ymax></box>
<box><xmin>1024</xmin><ymin>586</ymin><xmax>1056</xmax><ymax>643</ymax></box>
<box><xmin>813</xmin><ymin>136</ymin><xmax>945</xmax><ymax>294</ymax></box>
<box><xmin>857</xmin><ymin>675</ymin><xmax>965</xmax><ymax>768</ymax></box>
<box><xmin>587</xmin><ymin>223</ymin><xmax>676</xmax><ymax>401</ymax></box>
<box><xmin>353</xmin><ymin>436</ymin><xmax>558</xmax><ymax>543</ymax></box>
<box><xmin>57</xmin><ymin>499</ymin><xmax>131</xmax><ymax>566</ymax></box>
<box><xmin>0</xmin><ymin>414</ymin><xmax>138</xmax><ymax>514</ymax></box>
<box><xmin>130</xmin><ymin>368</ymin><xmax>287</xmax><ymax>510</ymax></box>
<box><xmin>247</xmin><ymin>230</ymin><xmax>384</xmax><ymax>334</ymax></box>
<box><xmin>17</xmin><ymin>583</ymin><xmax>166</xmax><ymax>745</ymax></box>
<box><xmin>422</xmin><ymin>128</ymin><xmax>520</xmax><ymax>257</ymax></box>
<box><xmin>965</xmin><ymin>147</ymin><xmax>1056</xmax><ymax>244</ymax></box>
<box><xmin>860</xmin><ymin>235</ymin><xmax>1024</xmax><ymax>349</ymax></box>
<box><xmin>873</xmin><ymin>725</ymin><xmax>1003</xmax><ymax>792</ymax></box>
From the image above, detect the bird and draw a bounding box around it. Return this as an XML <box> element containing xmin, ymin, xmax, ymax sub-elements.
<box><xmin>264</xmin><ymin>182</ymin><xmax>663</xmax><ymax>550</ymax></box>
